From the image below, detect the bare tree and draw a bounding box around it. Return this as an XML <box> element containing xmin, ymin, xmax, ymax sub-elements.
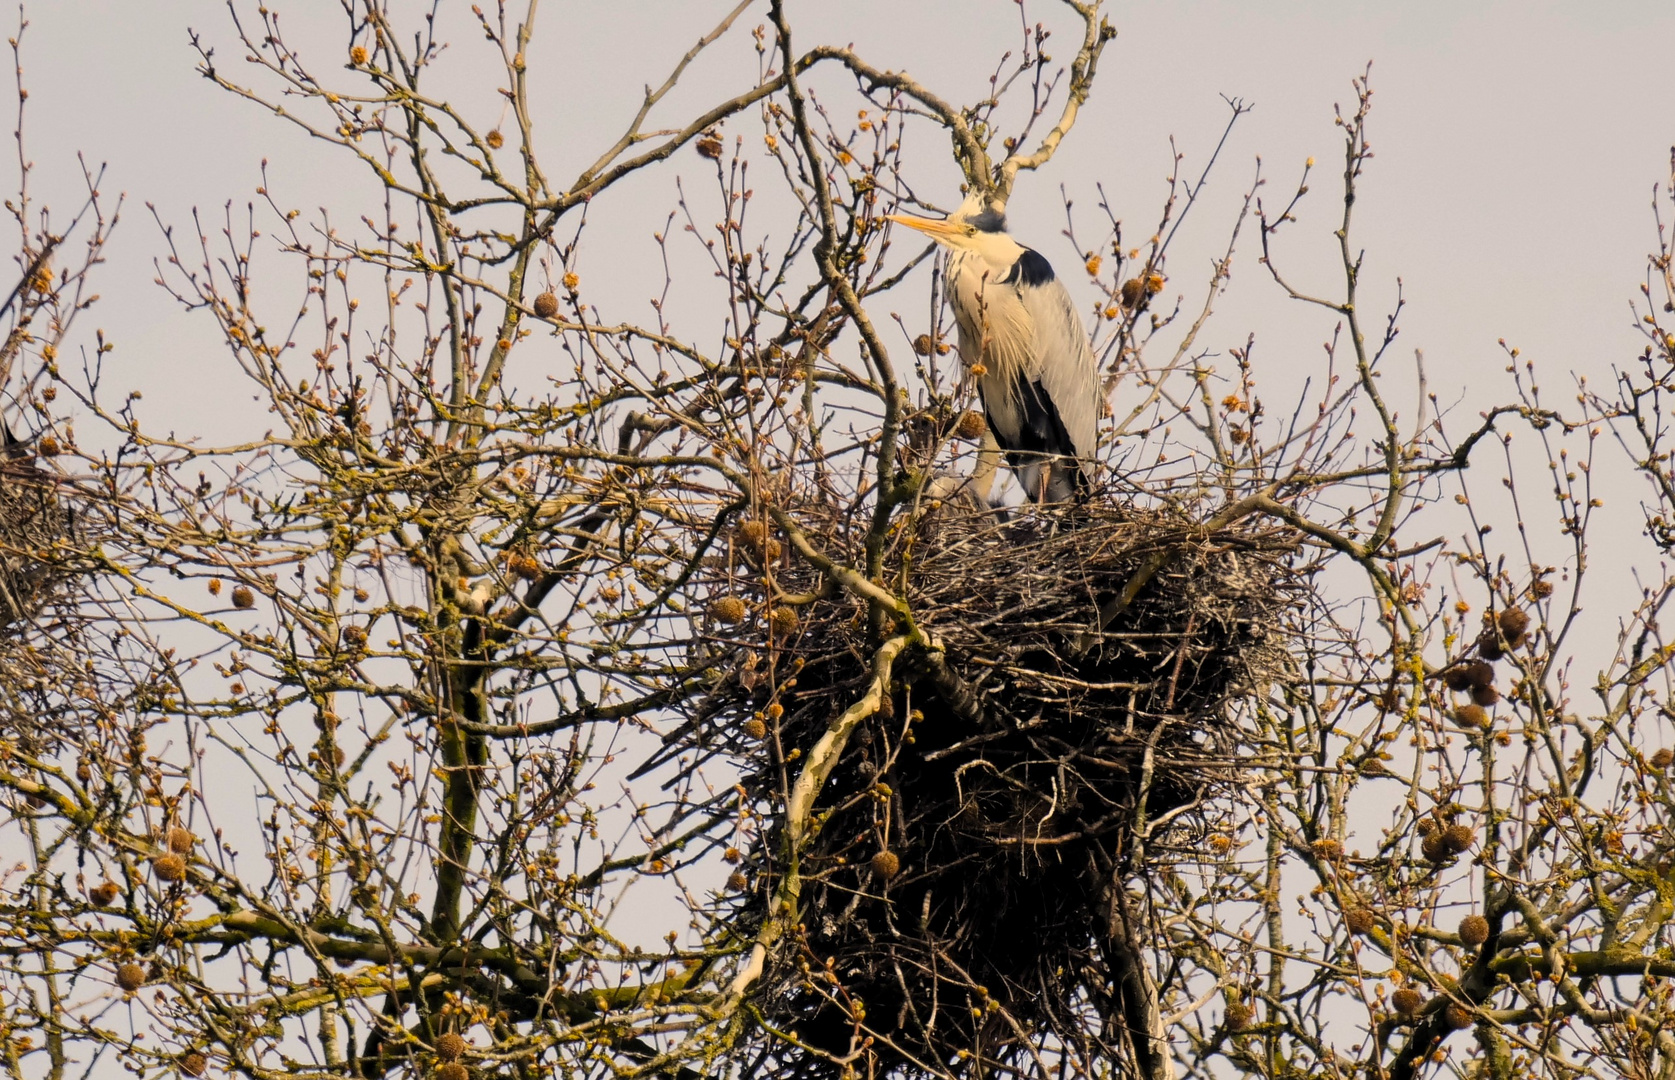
<box><xmin>4</xmin><ymin>5</ymin><xmax>1675</xmax><ymax>1080</ymax></box>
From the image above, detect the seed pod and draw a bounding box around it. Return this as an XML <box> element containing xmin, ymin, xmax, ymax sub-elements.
<box><xmin>1391</xmin><ymin>987</ymin><xmax>1424</xmax><ymax>1016</ymax></box>
<box><xmin>1498</xmin><ymin>607</ymin><xmax>1530</xmax><ymax>642</ymax></box>
<box><xmin>37</xmin><ymin>435</ymin><xmax>59</xmax><ymax>457</ymax></box>
<box><xmin>1650</xmin><ymin>747</ymin><xmax>1673</xmax><ymax>770</ymax></box>
<box><xmin>1442</xmin><ymin>823</ymin><xmax>1474</xmax><ymax>855</ymax></box>
<box><xmin>507</xmin><ymin>552</ymin><xmax>544</xmax><ymax>582</ymax></box>
<box><xmin>955</xmin><ymin>410</ymin><xmax>988</xmax><ymax>440</ymax></box>
<box><xmin>709</xmin><ymin>596</ymin><xmax>747</xmax><ymax>624</ymax></box>
<box><xmin>1452</xmin><ymin>704</ymin><xmax>1488</xmax><ymax>730</ymax></box>
<box><xmin>1119</xmin><ymin>277</ymin><xmax>1146</xmax><ymax>309</ymax></box>
<box><xmin>870</xmin><ymin>850</ymin><xmax>901</xmax><ymax>879</ymax></box>
<box><xmin>727</xmin><ymin>871</ymin><xmax>749</xmax><ymax>891</ymax></box>
<box><xmin>349</xmin><ymin>45</ymin><xmax>368</xmax><ymax>66</ymax></box>
<box><xmin>231</xmin><ymin>586</ymin><xmax>256</xmax><ymax>609</ymax></box>
<box><xmin>436</xmin><ymin>1064</ymin><xmax>469</xmax><ymax>1080</ymax></box>
<box><xmin>484</xmin><ymin>129</ymin><xmax>504</xmax><ymax>149</ymax></box>
<box><xmin>1344</xmin><ymin>907</ymin><xmax>1376</xmax><ymax>935</ymax></box>
<box><xmin>167</xmin><ymin>827</ymin><xmax>195</xmax><ymax>854</ymax></box>
<box><xmin>737</xmin><ymin>520</ymin><xmax>770</xmax><ymax>551</ymax></box>
<box><xmin>1442</xmin><ymin>666</ymin><xmax>1475</xmax><ymax>692</ymax></box>
<box><xmin>1458</xmin><ymin>914</ymin><xmax>1490</xmax><ymax>947</ymax></box>
<box><xmin>90</xmin><ymin>881</ymin><xmax>120</xmax><ymax>906</ymax></box>
<box><xmin>696</xmin><ymin>135</ymin><xmax>724</xmax><ymax>160</ymax></box>
<box><xmin>1443</xmin><ymin>1003</ymin><xmax>1473</xmax><ymax>1029</ymax></box>
<box><xmin>1529</xmin><ymin>579</ymin><xmax>1554</xmax><ymax>599</ymax></box>
<box><xmin>1470</xmin><ymin>684</ymin><xmax>1500</xmax><ymax>707</ymax></box>
<box><xmin>1476</xmin><ymin>629</ymin><xmax>1505</xmax><ymax>661</ymax></box>
<box><xmin>769</xmin><ymin>607</ymin><xmax>799</xmax><ymax>636</ymax></box>
<box><xmin>741</xmin><ymin>718</ymin><xmax>767</xmax><ymax>739</ymax></box>
<box><xmin>180</xmin><ymin>1052</ymin><xmax>208</xmax><ymax>1077</ymax></box>
<box><xmin>1420</xmin><ymin>831</ymin><xmax>1451</xmax><ymax>863</ymax></box>
<box><xmin>532</xmin><ymin>291</ymin><xmax>559</xmax><ymax>319</ymax></box>
<box><xmin>1462</xmin><ymin>660</ymin><xmax>1495</xmax><ymax>690</ymax></box>
<box><xmin>912</xmin><ymin>334</ymin><xmax>933</xmax><ymax>356</ymax></box>
<box><xmin>1223</xmin><ymin>1001</ymin><xmax>1252</xmax><ymax>1031</ymax></box>
<box><xmin>1415</xmin><ymin>816</ymin><xmax>1437</xmax><ymax>837</ymax></box>
<box><xmin>153</xmin><ymin>853</ymin><xmax>187</xmax><ymax>883</ymax></box>
<box><xmin>1310</xmin><ymin>838</ymin><xmax>1342</xmax><ymax>862</ymax></box>
<box><xmin>115</xmin><ymin>962</ymin><xmax>147</xmax><ymax>992</ymax></box>
<box><xmin>435</xmin><ymin>1032</ymin><xmax>466</xmax><ymax>1062</ymax></box>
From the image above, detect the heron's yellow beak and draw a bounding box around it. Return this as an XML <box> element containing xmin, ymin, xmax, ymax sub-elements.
<box><xmin>885</xmin><ymin>213</ymin><xmax>964</xmax><ymax>241</ymax></box>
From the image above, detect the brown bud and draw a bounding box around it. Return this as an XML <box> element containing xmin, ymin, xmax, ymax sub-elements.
<box><xmin>696</xmin><ymin>135</ymin><xmax>724</xmax><ymax>160</ymax></box>
<box><xmin>1223</xmin><ymin>1001</ymin><xmax>1252</xmax><ymax>1031</ymax></box>
<box><xmin>115</xmin><ymin>962</ymin><xmax>147</xmax><ymax>992</ymax></box>
<box><xmin>435</xmin><ymin>1032</ymin><xmax>466</xmax><ymax>1062</ymax></box>
<box><xmin>231</xmin><ymin>585</ymin><xmax>256</xmax><ymax>609</ymax></box>
<box><xmin>532</xmin><ymin>291</ymin><xmax>559</xmax><ymax>319</ymax></box>
<box><xmin>349</xmin><ymin>45</ymin><xmax>369</xmax><ymax>66</ymax></box>
<box><xmin>709</xmin><ymin>596</ymin><xmax>747</xmax><ymax>624</ymax></box>
<box><xmin>436</xmin><ymin>1064</ymin><xmax>469</xmax><ymax>1080</ymax></box>
<box><xmin>167</xmin><ymin>827</ymin><xmax>195</xmax><ymax>854</ymax></box>
<box><xmin>90</xmin><ymin>881</ymin><xmax>120</xmax><ymax>906</ymax></box>
<box><xmin>484</xmin><ymin>129</ymin><xmax>504</xmax><ymax>150</ymax></box>
<box><xmin>1442</xmin><ymin>823</ymin><xmax>1474</xmax><ymax>855</ymax></box>
<box><xmin>208</xmin><ymin>579</ymin><xmax>222</xmax><ymax>596</ymax></box>
<box><xmin>1452</xmin><ymin>704</ymin><xmax>1488</xmax><ymax>730</ymax></box>
<box><xmin>153</xmin><ymin>853</ymin><xmax>187</xmax><ymax>883</ymax></box>
<box><xmin>1391</xmin><ymin>987</ymin><xmax>1424</xmax><ymax>1016</ymax></box>
<box><xmin>1344</xmin><ymin>907</ymin><xmax>1376</xmax><ymax>935</ymax></box>
<box><xmin>507</xmin><ymin>552</ymin><xmax>544</xmax><ymax>582</ymax></box>
<box><xmin>1470</xmin><ymin>683</ymin><xmax>1500</xmax><ymax>707</ymax></box>
<box><xmin>870</xmin><ymin>850</ymin><xmax>901</xmax><ymax>879</ymax></box>
<box><xmin>1443</xmin><ymin>1002</ymin><xmax>1474</xmax><ymax>1029</ymax></box>
<box><xmin>741</xmin><ymin>718</ymin><xmax>767</xmax><ymax>739</ymax></box>
<box><xmin>180</xmin><ymin>1052</ymin><xmax>208</xmax><ymax>1077</ymax></box>
<box><xmin>769</xmin><ymin>607</ymin><xmax>799</xmax><ymax>636</ymax></box>
<box><xmin>912</xmin><ymin>334</ymin><xmax>933</xmax><ymax>356</ymax></box>
<box><xmin>1458</xmin><ymin>914</ymin><xmax>1490</xmax><ymax>947</ymax></box>
<box><xmin>1529</xmin><ymin>579</ymin><xmax>1554</xmax><ymax>599</ymax></box>
<box><xmin>1650</xmin><ymin>747</ymin><xmax>1673</xmax><ymax>770</ymax></box>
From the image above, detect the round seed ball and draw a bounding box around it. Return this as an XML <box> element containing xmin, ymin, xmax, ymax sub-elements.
<box><xmin>532</xmin><ymin>291</ymin><xmax>558</xmax><ymax>319</ymax></box>
<box><xmin>1442</xmin><ymin>823</ymin><xmax>1474</xmax><ymax>855</ymax></box>
<box><xmin>37</xmin><ymin>435</ymin><xmax>59</xmax><ymax>457</ymax></box>
<box><xmin>1223</xmin><ymin>1002</ymin><xmax>1252</xmax><ymax>1031</ymax></box>
<box><xmin>115</xmin><ymin>962</ymin><xmax>147</xmax><ymax>992</ymax></box>
<box><xmin>1458</xmin><ymin>914</ymin><xmax>1490</xmax><ymax>947</ymax></box>
<box><xmin>1416</xmin><ymin>816</ymin><xmax>1437</xmax><ymax>837</ymax></box>
<box><xmin>727</xmin><ymin>871</ymin><xmax>748</xmax><ymax>891</ymax></box>
<box><xmin>167</xmin><ymin>827</ymin><xmax>195</xmax><ymax>854</ymax></box>
<box><xmin>1452</xmin><ymin>704</ymin><xmax>1488</xmax><ymax>730</ymax></box>
<box><xmin>709</xmin><ymin>596</ymin><xmax>747</xmax><ymax>624</ymax></box>
<box><xmin>1498</xmin><ymin>607</ymin><xmax>1530</xmax><ymax>641</ymax></box>
<box><xmin>1119</xmin><ymin>277</ymin><xmax>1146</xmax><ymax>309</ymax></box>
<box><xmin>741</xmin><ymin>718</ymin><xmax>767</xmax><ymax>740</ymax></box>
<box><xmin>90</xmin><ymin>881</ymin><xmax>120</xmax><ymax>906</ymax></box>
<box><xmin>1650</xmin><ymin>747</ymin><xmax>1673</xmax><ymax>770</ymax></box>
<box><xmin>737</xmin><ymin>520</ymin><xmax>769</xmax><ymax>552</ymax></box>
<box><xmin>1470</xmin><ymin>684</ymin><xmax>1501</xmax><ymax>707</ymax></box>
<box><xmin>1443</xmin><ymin>1002</ymin><xmax>1474</xmax><ymax>1029</ymax></box>
<box><xmin>696</xmin><ymin>135</ymin><xmax>724</xmax><ymax>160</ymax></box>
<box><xmin>912</xmin><ymin>334</ymin><xmax>933</xmax><ymax>357</ymax></box>
<box><xmin>1476</xmin><ymin>629</ymin><xmax>1505</xmax><ymax>661</ymax></box>
<box><xmin>180</xmin><ymin>1052</ymin><xmax>208</xmax><ymax>1077</ymax></box>
<box><xmin>436</xmin><ymin>1064</ymin><xmax>469</xmax><ymax>1080</ymax></box>
<box><xmin>870</xmin><ymin>850</ymin><xmax>901</xmax><ymax>879</ymax></box>
<box><xmin>1420</xmin><ymin>832</ymin><xmax>1451</xmax><ymax>863</ymax></box>
<box><xmin>1462</xmin><ymin>660</ymin><xmax>1495</xmax><ymax>690</ymax></box>
<box><xmin>1442</xmin><ymin>666</ymin><xmax>1474</xmax><ymax>692</ymax></box>
<box><xmin>1310</xmin><ymin>838</ymin><xmax>1342</xmax><ymax>862</ymax></box>
<box><xmin>769</xmin><ymin>607</ymin><xmax>799</xmax><ymax>636</ymax></box>
<box><xmin>1391</xmin><ymin>987</ymin><xmax>1424</xmax><ymax>1017</ymax></box>
<box><xmin>435</xmin><ymin>1032</ymin><xmax>466</xmax><ymax>1062</ymax></box>
<box><xmin>955</xmin><ymin>410</ymin><xmax>988</xmax><ymax>440</ymax></box>
<box><xmin>231</xmin><ymin>586</ymin><xmax>256</xmax><ymax>609</ymax></box>
<box><xmin>1344</xmin><ymin>908</ymin><xmax>1377</xmax><ymax>936</ymax></box>
<box><xmin>153</xmin><ymin>853</ymin><xmax>187</xmax><ymax>883</ymax></box>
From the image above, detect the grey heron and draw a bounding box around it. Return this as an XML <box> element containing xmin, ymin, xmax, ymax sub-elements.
<box><xmin>887</xmin><ymin>194</ymin><xmax>1098</xmax><ymax>504</ymax></box>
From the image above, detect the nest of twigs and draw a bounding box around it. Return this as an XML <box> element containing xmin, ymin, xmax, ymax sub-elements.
<box><xmin>0</xmin><ymin>438</ymin><xmax>70</xmax><ymax>631</ymax></box>
<box><xmin>677</xmin><ymin>498</ymin><xmax>1300</xmax><ymax>1077</ymax></box>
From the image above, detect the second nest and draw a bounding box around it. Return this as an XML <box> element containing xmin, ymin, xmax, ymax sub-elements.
<box><xmin>690</xmin><ymin>500</ymin><xmax>1301</xmax><ymax>1077</ymax></box>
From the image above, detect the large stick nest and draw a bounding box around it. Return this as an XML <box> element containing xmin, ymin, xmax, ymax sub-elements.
<box><xmin>680</xmin><ymin>499</ymin><xmax>1302</xmax><ymax>1077</ymax></box>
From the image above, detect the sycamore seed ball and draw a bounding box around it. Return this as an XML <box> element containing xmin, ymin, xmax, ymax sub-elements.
<box><xmin>436</xmin><ymin>1064</ymin><xmax>469</xmax><ymax>1080</ymax></box>
<box><xmin>1470</xmin><ymin>684</ymin><xmax>1500</xmax><ymax>707</ymax></box>
<box><xmin>1443</xmin><ymin>1003</ymin><xmax>1473</xmax><ymax>1029</ymax></box>
<box><xmin>1650</xmin><ymin>747</ymin><xmax>1673</xmax><ymax>770</ymax></box>
<box><xmin>770</xmin><ymin>607</ymin><xmax>799</xmax><ymax>635</ymax></box>
<box><xmin>1498</xmin><ymin>607</ymin><xmax>1530</xmax><ymax>641</ymax></box>
<box><xmin>435</xmin><ymin>1032</ymin><xmax>466</xmax><ymax>1062</ymax></box>
<box><xmin>1421</xmin><ymin>832</ymin><xmax>1451</xmax><ymax>863</ymax></box>
<box><xmin>710</xmin><ymin>596</ymin><xmax>747</xmax><ymax>624</ymax></box>
<box><xmin>167</xmin><ymin>827</ymin><xmax>195</xmax><ymax>854</ymax></box>
<box><xmin>1442</xmin><ymin>823</ymin><xmax>1474</xmax><ymax>855</ymax></box>
<box><xmin>180</xmin><ymin>1052</ymin><xmax>208</xmax><ymax>1078</ymax></box>
<box><xmin>870</xmin><ymin>850</ymin><xmax>901</xmax><ymax>879</ymax></box>
<box><xmin>231</xmin><ymin>586</ymin><xmax>255</xmax><ymax>609</ymax></box>
<box><xmin>742</xmin><ymin>718</ymin><xmax>767</xmax><ymax>739</ymax></box>
<box><xmin>153</xmin><ymin>853</ymin><xmax>187</xmax><ymax>883</ymax></box>
<box><xmin>912</xmin><ymin>334</ymin><xmax>933</xmax><ymax>357</ymax></box>
<box><xmin>533</xmin><ymin>291</ymin><xmax>559</xmax><ymax>319</ymax></box>
<box><xmin>116</xmin><ymin>962</ymin><xmax>147</xmax><ymax>992</ymax></box>
<box><xmin>1458</xmin><ymin>914</ymin><xmax>1490</xmax><ymax>947</ymax></box>
<box><xmin>1223</xmin><ymin>1002</ymin><xmax>1252</xmax><ymax>1031</ymax></box>
<box><xmin>90</xmin><ymin>881</ymin><xmax>120</xmax><ymax>906</ymax></box>
<box><xmin>1452</xmin><ymin>704</ymin><xmax>1488</xmax><ymax>730</ymax></box>
<box><xmin>1344</xmin><ymin>907</ymin><xmax>1376</xmax><ymax>935</ymax></box>
<box><xmin>955</xmin><ymin>411</ymin><xmax>988</xmax><ymax>440</ymax></box>
<box><xmin>727</xmin><ymin>871</ymin><xmax>748</xmax><ymax>891</ymax></box>
<box><xmin>1392</xmin><ymin>987</ymin><xmax>1424</xmax><ymax>1016</ymax></box>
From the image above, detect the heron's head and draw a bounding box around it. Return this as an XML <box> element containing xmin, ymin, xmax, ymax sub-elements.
<box><xmin>886</xmin><ymin>193</ymin><xmax>1008</xmax><ymax>250</ymax></box>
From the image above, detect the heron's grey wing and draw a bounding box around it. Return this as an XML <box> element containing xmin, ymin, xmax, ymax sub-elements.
<box><xmin>1018</xmin><ymin>275</ymin><xmax>1099</xmax><ymax>464</ymax></box>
